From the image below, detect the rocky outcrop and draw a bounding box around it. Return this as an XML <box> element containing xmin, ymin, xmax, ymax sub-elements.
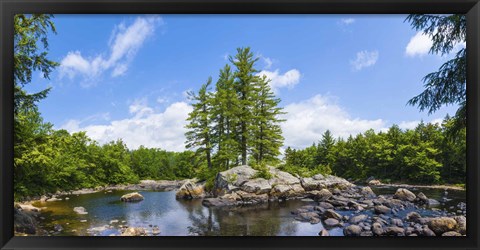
<box><xmin>14</xmin><ymin>206</ymin><xmax>37</xmax><ymax>235</ymax></box>
<box><xmin>201</xmin><ymin>165</ymin><xmax>354</xmax><ymax>207</ymax></box>
<box><xmin>120</xmin><ymin>192</ymin><xmax>144</xmax><ymax>202</ymax></box>
<box><xmin>175</xmin><ymin>180</ymin><xmax>205</xmax><ymax>199</ymax></box>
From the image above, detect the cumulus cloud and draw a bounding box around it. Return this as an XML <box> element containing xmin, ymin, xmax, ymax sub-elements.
<box><xmin>60</xmin><ymin>101</ymin><xmax>192</xmax><ymax>151</ymax></box>
<box><xmin>59</xmin><ymin>15</ymin><xmax>163</xmax><ymax>87</ymax></box>
<box><xmin>281</xmin><ymin>94</ymin><xmax>386</xmax><ymax>149</ymax></box>
<box><xmin>258</xmin><ymin>69</ymin><xmax>301</xmax><ymax>93</ymax></box>
<box><xmin>350</xmin><ymin>50</ymin><xmax>379</xmax><ymax>71</ymax></box>
<box><xmin>398</xmin><ymin>118</ymin><xmax>444</xmax><ymax>130</ymax></box>
<box><xmin>405</xmin><ymin>32</ymin><xmax>433</xmax><ymax>57</ymax></box>
<box><xmin>340</xmin><ymin>18</ymin><xmax>355</xmax><ymax>25</ymax></box>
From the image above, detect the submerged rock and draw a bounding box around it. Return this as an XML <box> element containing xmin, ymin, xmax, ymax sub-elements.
<box><xmin>73</xmin><ymin>207</ymin><xmax>88</xmax><ymax>215</ymax></box>
<box><xmin>120</xmin><ymin>192</ymin><xmax>144</xmax><ymax>202</ymax></box>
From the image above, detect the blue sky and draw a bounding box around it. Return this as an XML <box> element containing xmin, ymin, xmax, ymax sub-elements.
<box><xmin>26</xmin><ymin>14</ymin><xmax>463</xmax><ymax>151</ymax></box>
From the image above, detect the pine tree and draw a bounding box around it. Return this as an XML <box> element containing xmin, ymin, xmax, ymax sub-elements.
<box><xmin>211</xmin><ymin>65</ymin><xmax>240</xmax><ymax>169</ymax></box>
<box><xmin>250</xmin><ymin>75</ymin><xmax>285</xmax><ymax>164</ymax></box>
<box><xmin>230</xmin><ymin>47</ymin><xmax>259</xmax><ymax>165</ymax></box>
<box><xmin>185</xmin><ymin>78</ymin><xmax>213</xmax><ymax>169</ymax></box>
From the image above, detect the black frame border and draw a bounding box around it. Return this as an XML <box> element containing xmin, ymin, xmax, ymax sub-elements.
<box><xmin>1</xmin><ymin>0</ymin><xmax>479</xmax><ymax>249</ymax></box>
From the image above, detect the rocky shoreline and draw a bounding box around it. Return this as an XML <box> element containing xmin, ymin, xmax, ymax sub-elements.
<box><xmin>14</xmin><ymin>165</ymin><xmax>467</xmax><ymax>236</ymax></box>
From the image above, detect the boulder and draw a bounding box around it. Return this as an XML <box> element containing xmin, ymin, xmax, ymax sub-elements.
<box><xmin>73</xmin><ymin>207</ymin><xmax>88</xmax><ymax>215</ymax></box>
<box><xmin>374</xmin><ymin>205</ymin><xmax>391</xmax><ymax>214</ymax></box>
<box><xmin>442</xmin><ymin>231</ymin><xmax>462</xmax><ymax>236</ymax></box>
<box><xmin>453</xmin><ymin>216</ymin><xmax>466</xmax><ymax>235</ymax></box>
<box><xmin>18</xmin><ymin>204</ymin><xmax>41</xmax><ymax>213</ymax></box>
<box><xmin>175</xmin><ymin>180</ymin><xmax>205</xmax><ymax>199</ymax></box>
<box><xmin>214</xmin><ymin>165</ymin><xmax>257</xmax><ymax>195</ymax></box>
<box><xmin>393</xmin><ymin>188</ymin><xmax>416</xmax><ymax>202</ymax></box>
<box><xmin>360</xmin><ymin>186</ymin><xmax>376</xmax><ymax>198</ymax></box>
<box><xmin>120</xmin><ymin>192</ymin><xmax>144</xmax><ymax>202</ymax></box>
<box><xmin>152</xmin><ymin>226</ymin><xmax>161</xmax><ymax>235</ymax></box>
<box><xmin>322</xmin><ymin>209</ymin><xmax>342</xmax><ymax>220</ymax></box>
<box><xmin>323</xmin><ymin>218</ymin><xmax>341</xmax><ymax>228</ymax></box>
<box><xmin>368</xmin><ymin>180</ymin><xmax>382</xmax><ymax>186</ymax></box>
<box><xmin>427</xmin><ymin>199</ymin><xmax>441</xmax><ymax>207</ymax></box>
<box><xmin>270</xmin><ymin>184</ymin><xmax>304</xmax><ymax>199</ymax></box>
<box><xmin>121</xmin><ymin>227</ymin><xmax>146</xmax><ymax>236</ymax></box>
<box><xmin>391</xmin><ymin>218</ymin><xmax>403</xmax><ymax>227</ymax></box>
<box><xmin>344</xmin><ymin>225</ymin><xmax>362</xmax><ymax>236</ymax></box>
<box><xmin>318</xmin><ymin>229</ymin><xmax>330</xmax><ymax>236</ymax></box>
<box><xmin>295</xmin><ymin>212</ymin><xmax>321</xmax><ymax>224</ymax></box>
<box><xmin>405</xmin><ymin>212</ymin><xmax>422</xmax><ymax>223</ymax></box>
<box><xmin>267</xmin><ymin>166</ymin><xmax>300</xmax><ymax>185</ymax></box>
<box><xmin>349</xmin><ymin>214</ymin><xmax>368</xmax><ymax>224</ymax></box>
<box><xmin>416</xmin><ymin>192</ymin><xmax>428</xmax><ymax>204</ymax></box>
<box><xmin>301</xmin><ymin>174</ymin><xmax>353</xmax><ymax>191</ymax></box>
<box><xmin>14</xmin><ymin>208</ymin><xmax>36</xmax><ymax>235</ymax></box>
<box><xmin>427</xmin><ymin>217</ymin><xmax>457</xmax><ymax>235</ymax></box>
<box><xmin>372</xmin><ymin>222</ymin><xmax>384</xmax><ymax>236</ymax></box>
<box><xmin>241</xmin><ymin>178</ymin><xmax>272</xmax><ymax>194</ymax></box>
<box><xmin>308</xmin><ymin>189</ymin><xmax>332</xmax><ymax>201</ymax></box>
<box><xmin>385</xmin><ymin>226</ymin><xmax>405</xmax><ymax>236</ymax></box>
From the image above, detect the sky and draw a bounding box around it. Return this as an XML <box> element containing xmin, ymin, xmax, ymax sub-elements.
<box><xmin>25</xmin><ymin>14</ymin><xmax>465</xmax><ymax>152</ymax></box>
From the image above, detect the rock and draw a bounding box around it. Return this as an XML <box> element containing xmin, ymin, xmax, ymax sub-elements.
<box><xmin>214</xmin><ymin>165</ymin><xmax>258</xmax><ymax>195</ymax></box>
<box><xmin>453</xmin><ymin>216</ymin><xmax>466</xmax><ymax>235</ymax></box>
<box><xmin>416</xmin><ymin>192</ymin><xmax>428</xmax><ymax>204</ymax></box>
<box><xmin>176</xmin><ymin>180</ymin><xmax>205</xmax><ymax>199</ymax></box>
<box><xmin>322</xmin><ymin>209</ymin><xmax>342</xmax><ymax>220</ymax></box>
<box><xmin>14</xmin><ymin>208</ymin><xmax>36</xmax><ymax>234</ymax></box>
<box><xmin>54</xmin><ymin>224</ymin><xmax>63</xmax><ymax>232</ymax></box>
<box><xmin>428</xmin><ymin>217</ymin><xmax>457</xmax><ymax>235</ymax></box>
<box><xmin>73</xmin><ymin>207</ymin><xmax>88</xmax><ymax>215</ymax></box>
<box><xmin>442</xmin><ymin>231</ymin><xmax>462</xmax><ymax>236</ymax></box>
<box><xmin>301</xmin><ymin>174</ymin><xmax>353</xmax><ymax>191</ymax></box>
<box><xmin>393</xmin><ymin>188</ymin><xmax>416</xmax><ymax>202</ymax></box>
<box><xmin>267</xmin><ymin>166</ymin><xmax>301</xmax><ymax>185</ymax></box>
<box><xmin>405</xmin><ymin>212</ymin><xmax>421</xmax><ymax>223</ymax></box>
<box><xmin>18</xmin><ymin>204</ymin><xmax>41</xmax><ymax>213</ymax></box>
<box><xmin>374</xmin><ymin>205</ymin><xmax>391</xmax><ymax>214</ymax></box>
<box><xmin>385</xmin><ymin>226</ymin><xmax>405</xmax><ymax>236</ymax></box>
<box><xmin>422</xmin><ymin>226</ymin><xmax>436</xmax><ymax>236</ymax></box>
<box><xmin>308</xmin><ymin>189</ymin><xmax>332</xmax><ymax>201</ymax></box>
<box><xmin>323</xmin><ymin>218</ymin><xmax>341</xmax><ymax>228</ymax></box>
<box><xmin>318</xmin><ymin>229</ymin><xmax>330</xmax><ymax>236</ymax></box>
<box><xmin>368</xmin><ymin>180</ymin><xmax>382</xmax><ymax>186</ymax></box>
<box><xmin>296</xmin><ymin>212</ymin><xmax>321</xmax><ymax>224</ymax></box>
<box><xmin>344</xmin><ymin>225</ymin><xmax>362</xmax><ymax>236</ymax></box>
<box><xmin>152</xmin><ymin>226</ymin><xmax>160</xmax><ymax>235</ymax></box>
<box><xmin>372</xmin><ymin>222</ymin><xmax>384</xmax><ymax>236</ymax></box>
<box><xmin>120</xmin><ymin>192</ymin><xmax>144</xmax><ymax>202</ymax></box>
<box><xmin>241</xmin><ymin>178</ymin><xmax>272</xmax><ymax>194</ymax></box>
<box><xmin>80</xmin><ymin>220</ymin><xmax>87</xmax><ymax>223</ymax></box>
<box><xmin>109</xmin><ymin>220</ymin><xmax>119</xmax><ymax>224</ymax></box>
<box><xmin>427</xmin><ymin>199</ymin><xmax>441</xmax><ymax>207</ymax></box>
<box><xmin>360</xmin><ymin>186</ymin><xmax>376</xmax><ymax>198</ymax></box>
<box><xmin>46</xmin><ymin>196</ymin><xmax>62</xmax><ymax>202</ymax></box>
<box><xmin>391</xmin><ymin>218</ymin><xmax>403</xmax><ymax>227</ymax></box>
<box><xmin>349</xmin><ymin>214</ymin><xmax>368</xmax><ymax>224</ymax></box>
<box><xmin>121</xmin><ymin>227</ymin><xmax>146</xmax><ymax>236</ymax></box>
<box><xmin>318</xmin><ymin>202</ymin><xmax>334</xmax><ymax>209</ymax></box>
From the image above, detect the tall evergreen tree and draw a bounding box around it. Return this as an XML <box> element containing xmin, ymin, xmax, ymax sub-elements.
<box><xmin>185</xmin><ymin>78</ymin><xmax>214</xmax><ymax>169</ymax></box>
<box><xmin>230</xmin><ymin>47</ymin><xmax>259</xmax><ymax>165</ymax></box>
<box><xmin>211</xmin><ymin>65</ymin><xmax>240</xmax><ymax>169</ymax></box>
<box><xmin>250</xmin><ymin>75</ymin><xmax>285</xmax><ymax>164</ymax></box>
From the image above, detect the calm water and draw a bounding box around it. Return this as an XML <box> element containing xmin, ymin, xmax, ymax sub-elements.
<box><xmin>32</xmin><ymin>187</ymin><xmax>466</xmax><ymax>236</ymax></box>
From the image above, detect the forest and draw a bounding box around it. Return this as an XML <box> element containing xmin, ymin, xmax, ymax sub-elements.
<box><xmin>13</xmin><ymin>14</ymin><xmax>467</xmax><ymax>200</ymax></box>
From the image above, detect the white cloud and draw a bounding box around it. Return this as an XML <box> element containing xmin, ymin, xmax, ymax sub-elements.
<box><xmin>405</xmin><ymin>32</ymin><xmax>433</xmax><ymax>57</ymax></box>
<box><xmin>262</xmin><ymin>56</ymin><xmax>273</xmax><ymax>69</ymax></box>
<box><xmin>350</xmin><ymin>50</ymin><xmax>379</xmax><ymax>71</ymax></box>
<box><xmin>258</xmin><ymin>69</ymin><xmax>301</xmax><ymax>93</ymax></box>
<box><xmin>59</xmin><ymin>15</ymin><xmax>163</xmax><ymax>87</ymax></box>
<box><xmin>398</xmin><ymin>118</ymin><xmax>444</xmax><ymax>130</ymax></box>
<box><xmin>60</xmin><ymin>101</ymin><xmax>192</xmax><ymax>151</ymax></box>
<box><xmin>340</xmin><ymin>18</ymin><xmax>355</xmax><ymax>25</ymax></box>
<box><xmin>281</xmin><ymin>94</ymin><xmax>386</xmax><ymax>149</ymax></box>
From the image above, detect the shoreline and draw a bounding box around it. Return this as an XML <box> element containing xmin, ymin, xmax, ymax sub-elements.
<box><xmin>371</xmin><ymin>183</ymin><xmax>465</xmax><ymax>191</ymax></box>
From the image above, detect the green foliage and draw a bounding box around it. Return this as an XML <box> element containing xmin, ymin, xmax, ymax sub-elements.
<box><xmin>406</xmin><ymin>14</ymin><xmax>466</xmax><ymax>134</ymax></box>
<box><xmin>251</xmin><ymin>161</ymin><xmax>273</xmax><ymax>180</ymax></box>
<box><xmin>282</xmin><ymin>117</ymin><xmax>465</xmax><ymax>185</ymax></box>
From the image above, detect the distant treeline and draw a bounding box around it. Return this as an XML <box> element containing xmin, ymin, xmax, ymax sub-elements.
<box><xmin>280</xmin><ymin>117</ymin><xmax>466</xmax><ymax>185</ymax></box>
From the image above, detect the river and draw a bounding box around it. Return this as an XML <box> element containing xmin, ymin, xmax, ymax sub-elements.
<box><xmin>31</xmin><ymin>187</ymin><xmax>466</xmax><ymax>236</ymax></box>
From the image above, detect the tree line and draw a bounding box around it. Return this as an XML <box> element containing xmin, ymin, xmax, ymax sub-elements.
<box><xmin>280</xmin><ymin>117</ymin><xmax>466</xmax><ymax>185</ymax></box>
